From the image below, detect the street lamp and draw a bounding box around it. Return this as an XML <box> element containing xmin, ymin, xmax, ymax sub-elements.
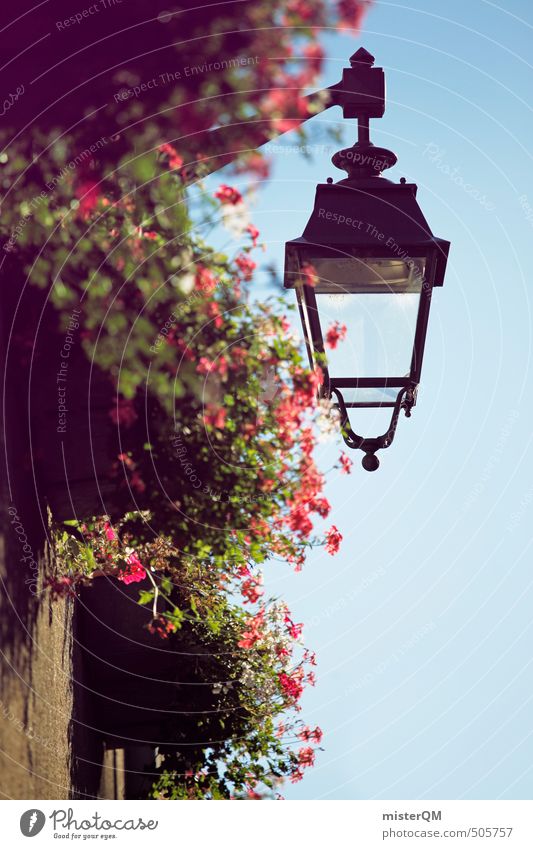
<box><xmin>284</xmin><ymin>48</ymin><xmax>450</xmax><ymax>471</ymax></box>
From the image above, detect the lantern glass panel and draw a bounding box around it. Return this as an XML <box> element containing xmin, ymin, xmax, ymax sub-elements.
<box><xmin>338</xmin><ymin>386</ymin><xmax>400</xmax><ymax>406</ymax></box>
<box><xmin>311</xmin><ymin>256</ymin><xmax>426</xmax><ymax>294</ymax></box>
<box><xmin>312</xmin><ymin>256</ymin><xmax>425</xmax><ymax>378</ymax></box>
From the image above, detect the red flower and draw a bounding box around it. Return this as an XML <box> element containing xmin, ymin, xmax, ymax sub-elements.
<box><xmin>203</xmin><ymin>404</ymin><xmax>226</xmax><ymax>429</ymax></box>
<box><xmin>299</xmin><ymin>725</ymin><xmax>323</xmax><ymax>744</ymax></box>
<box><xmin>284</xmin><ymin>615</ymin><xmax>303</xmax><ymax>639</ymax></box>
<box><xmin>158</xmin><ymin>143</ymin><xmax>184</xmax><ymax>170</ymax></box>
<box><xmin>241</xmin><ymin>575</ymin><xmax>264</xmax><ymax>605</ymax></box>
<box><xmin>276</xmin><ymin>644</ymin><xmax>291</xmax><ymax>659</ymax></box>
<box><xmin>214</xmin><ymin>184</ymin><xmax>243</xmax><ymax>205</ymax></box>
<box><xmin>235</xmin><ymin>253</ymin><xmax>257</xmax><ymax>281</ymax></box>
<box><xmin>279</xmin><ymin>671</ymin><xmax>304</xmax><ymax>701</ymax></box>
<box><xmin>285</xmin><ymin>0</ymin><xmax>316</xmax><ymax>22</ymax></box>
<box><xmin>246</xmin><ymin>787</ymin><xmax>262</xmax><ymax>800</ymax></box>
<box><xmin>75</xmin><ymin>179</ymin><xmax>100</xmax><ymax>219</ymax></box>
<box><xmin>260</xmin><ymin>84</ymin><xmax>310</xmax><ymax>133</ymax></box>
<box><xmin>246</xmin><ymin>224</ymin><xmax>260</xmax><ymax>247</ymax></box>
<box><xmin>325</xmin><ymin>525</ymin><xmax>343</xmax><ymax>555</ymax></box>
<box><xmin>196</xmin><ymin>356</ymin><xmax>213</xmax><ymax>375</ymax></box>
<box><xmin>117</xmin><ymin>452</ymin><xmax>134</xmax><ymax>469</ymax></box>
<box><xmin>197</xmin><ymin>354</ymin><xmax>228</xmax><ymax>379</ymax></box>
<box><xmin>300</xmin><ymin>262</ymin><xmax>319</xmax><ymax>288</ymax></box>
<box><xmin>287</xmin><ymin>504</ymin><xmax>313</xmax><ymax>538</ymax></box>
<box><xmin>288</xmin><ymin>553</ymin><xmax>305</xmax><ymax>573</ymax></box>
<box><xmin>229</xmin><ymin>345</ymin><xmax>247</xmax><ymax>369</ymax></box>
<box><xmin>310</xmin><ymin>497</ymin><xmax>331</xmax><ymax>519</ymax></box>
<box><xmin>148</xmin><ymin>615</ymin><xmax>177</xmax><ymax>639</ymax></box>
<box><xmin>303</xmin><ymin>43</ymin><xmax>325</xmax><ymax>74</ymax></box>
<box><xmin>326</xmin><ymin>321</ymin><xmax>347</xmax><ymax>350</ymax></box>
<box><xmin>340</xmin><ymin>452</ymin><xmax>353</xmax><ymax>474</ymax></box>
<box><xmin>195</xmin><ymin>264</ymin><xmax>217</xmax><ymax>295</ymax></box>
<box><xmin>206</xmin><ymin>301</ymin><xmax>223</xmax><ymax>328</ymax></box>
<box><xmin>300</xmin><ymin>427</ymin><xmax>315</xmax><ymax>457</ymax></box>
<box><xmin>238</xmin><ymin>610</ymin><xmax>265</xmax><ymax>648</ymax></box>
<box><xmin>298</xmin><ymin>746</ymin><xmax>315</xmax><ymax>767</ymax></box>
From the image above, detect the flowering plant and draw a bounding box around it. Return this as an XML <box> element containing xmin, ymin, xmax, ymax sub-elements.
<box><xmin>43</xmin><ymin>191</ymin><xmax>348</xmax><ymax>796</ymax></box>
<box><xmin>1</xmin><ymin>0</ymin><xmax>370</xmax><ymax>800</ymax></box>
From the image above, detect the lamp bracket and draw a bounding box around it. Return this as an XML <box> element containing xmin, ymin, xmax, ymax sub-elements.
<box><xmin>329</xmin><ymin>385</ymin><xmax>417</xmax><ymax>471</ymax></box>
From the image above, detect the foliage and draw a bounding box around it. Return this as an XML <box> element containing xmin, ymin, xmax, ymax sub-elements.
<box><xmin>1</xmin><ymin>0</ymin><xmax>370</xmax><ymax>800</ymax></box>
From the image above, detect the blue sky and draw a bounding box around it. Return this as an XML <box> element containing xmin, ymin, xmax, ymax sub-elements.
<box><xmin>207</xmin><ymin>0</ymin><xmax>533</xmax><ymax>799</ymax></box>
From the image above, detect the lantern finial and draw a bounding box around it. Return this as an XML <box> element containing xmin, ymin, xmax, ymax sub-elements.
<box><xmin>330</xmin><ymin>48</ymin><xmax>397</xmax><ymax>183</ymax></box>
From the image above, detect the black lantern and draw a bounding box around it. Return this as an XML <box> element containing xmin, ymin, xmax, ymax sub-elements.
<box><xmin>284</xmin><ymin>48</ymin><xmax>450</xmax><ymax>471</ymax></box>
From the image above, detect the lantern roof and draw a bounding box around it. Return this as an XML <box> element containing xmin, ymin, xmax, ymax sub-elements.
<box><xmin>286</xmin><ymin>179</ymin><xmax>450</xmax><ymax>286</ymax></box>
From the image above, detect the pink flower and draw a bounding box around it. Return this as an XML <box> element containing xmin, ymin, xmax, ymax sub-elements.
<box><xmin>103</xmin><ymin>521</ymin><xmax>117</xmax><ymax>542</ymax></box>
<box><xmin>325</xmin><ymin>321</ymin><xmax>347</xmax><ymax>350</ymax></box>
<box><xmin>214</xmin><ymin>184</ymin><xmax>243</xmax><ymax>205</ymax></box>
<box><xmin>118</xmin><ymin>551</ymin><xmax>146</xmax><ymax>585</ymax></box>
<box><xmin>325</xmin><ymin>525</ymin><xmax>343</xmax><ymax>556</ymax></box>
<box><xmin>339</xmin><ymin>452</ymin><xmax>353</xmax><ymax>474</ymax></box>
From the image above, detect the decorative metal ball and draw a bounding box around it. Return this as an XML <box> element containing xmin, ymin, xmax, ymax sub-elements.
<box><xmin>362</xmin><ymin>453</ymin><xmax>380</xmax><ymax>472</ymax></box>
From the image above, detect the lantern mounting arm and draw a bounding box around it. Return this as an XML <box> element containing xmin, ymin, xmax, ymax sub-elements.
<box><xmin>329</xmin><ymin>385</ymin><xmax>417</xmax><ymax>471</ymax></box>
